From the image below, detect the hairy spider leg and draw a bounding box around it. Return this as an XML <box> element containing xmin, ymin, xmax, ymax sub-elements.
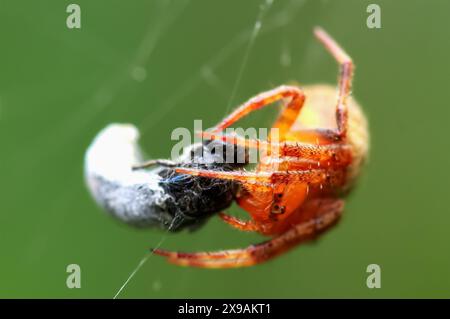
<box><xmin>313</xmin><ymin>27</ymin><xmax>353</xmax><ymax>138</ymax></box>
<box><xmin>198</xmin><ymin>131</ymin><xmax>352</xmax><ymax>164</ymax></box>
<box><xmin>174</xmin><ymin>167</ymin><xmax>330</xmax><ymax>185</ymax></box>
<box><xmin>152</xmin><ymin>198</ymin><xmax>343</xmax><ymax>268</ymax></box>
<box><xmin>218</xmin><ymin>212</ymin><xmax>259</xmax><ymax>232</ymax></box>
<box><xmin>210</xmin><ymin>85</ymin><xmax>305</xmax><ymax>136</ymax></box>
<box><xmin>132</xmin><ymin>159</ymin><xmax>177</xmax><ymax>170</ymax></box>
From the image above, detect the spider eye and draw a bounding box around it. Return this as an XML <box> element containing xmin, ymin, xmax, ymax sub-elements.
<box><xmin>272</xmin><ymin>204</ymin><xmax>285</xmax><ymax>214</ymax></box>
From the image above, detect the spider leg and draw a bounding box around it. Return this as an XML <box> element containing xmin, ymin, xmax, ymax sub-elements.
<box><xmin>198</xmin><ymin>131</ymin><xmax>352</xmax><ymax>164</ymax></box>
<box><xmin>132</xmin><ymin>159</ymin><xmax>177</xmax><ymax>170</ymax></box>
<box><xmin>152</xmin><ymin>198</ymin><xmax>343</xmax><ymax>268</ymax></box>
<box><xmin>211</xmin><ymin>85</ymin><xmax>305</xmax><ymax>134</ymax></box>
<box><xmin>174</xmin><ymin>167</ymin><xmax>271</xmax><ymax>184</ymax></box>
<box><xmin>314</xmin><ymin>27</ymin><xmax>353</xmax><ymax>138</ymax></box>
<box><xmin>174</xmin><ymin>167</ymin><xmax>329</xmax><ymax>185</ymax></box>
<box><xmin>218</xmin><ymin>212</ymin><xmax>259</xmax><ymax>232</ymax></box>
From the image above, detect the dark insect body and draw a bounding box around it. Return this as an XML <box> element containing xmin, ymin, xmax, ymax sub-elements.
<box><xmin>85</xmin><ymin>124</ymin><xmax>247</xmax><ymax>232</ymax></box>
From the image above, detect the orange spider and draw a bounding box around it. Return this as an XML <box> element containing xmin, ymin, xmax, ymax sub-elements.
<box><xmin>153</xmin><ymin>27</ymin><xmax>369</xmax><ymax>268</ymax></box>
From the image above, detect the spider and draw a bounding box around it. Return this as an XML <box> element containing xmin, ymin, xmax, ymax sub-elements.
<box><xmin>151</xmin><ymin>27</ymin><xmax>369</xmax><ymax>268</ymax></box>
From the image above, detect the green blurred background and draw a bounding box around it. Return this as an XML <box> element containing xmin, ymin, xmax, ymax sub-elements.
<box><xmin>0</xmin><ymin>0</ymin><xmax>449</xmax><ymax>298</ymax></box>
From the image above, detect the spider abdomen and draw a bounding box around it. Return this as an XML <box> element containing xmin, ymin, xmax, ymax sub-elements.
<box><xmin>295</xmin><ymin>84</ymin><xmax>369</xmax><ymax>187</ymax></box>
